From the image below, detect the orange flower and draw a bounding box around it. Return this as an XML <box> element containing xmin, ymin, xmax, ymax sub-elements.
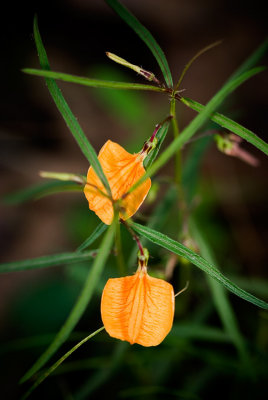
<box><xmin>101</xmin><ymin>267</ymin><xmax>175</xmax><ymax>346</ymax></box>
<box><xmin>84</xmin><ymin>140</ymin><xmax>151</xmax><ymax>225</ymax></box>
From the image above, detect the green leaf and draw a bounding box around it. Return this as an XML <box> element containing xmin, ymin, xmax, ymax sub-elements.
<box><xmin>189</xmin><ymin>219</ymin><xmax>250</xmax><ymax>365</ymax></box>
<box><xmin>0</xmin><ymin>250</ymin><xmax>97</xmax><ymax>274</ymax></box>
<box><xmin>76</xmin><ymin>223</ymin><xmax>107</xmax><ymax>252</ymax></box>
<box><xmin>144</xmin><ymin>121</ymin><xmax>171</xmax><ymax>169</ymax></box>
<box><xmin>20</xmin><ymin>221</ymin><xmax>116</xmax><ymax>383</ymax></box>
<box><xmin>23</xmin><ymin>68</ymin><xmax>166</xmax><ymax>93</ymax></box>
<box><xmin>3</xmin><ymin>181</ymin><xmax>82</xmax><ymax>205</ymax></box>
<box><xmin>105</xmin><ymin>0</ymin><xmax>173</xmax><ymax>88</ymax></box>
<box><xmin>32</xmin><ymin>16</ymin><xmax>112</xmax><ymax>197</ymax></box>
<box><xmin>180</xmin><ymin>97</ymin><xmax>268</xmax><ymax>156</ymax></box>
<box><xmin>131</xmin><ymin>222</ymin><xmax>268</xmax><ymax>310</ymax></box>
<box><xmin>128</xmin><ymin>67</ymin><xmax>265</xmax><ymax>193</ymax></box>
<box><xmin>21</xmin><ymin>327</ymin><xmax>105</xmax><ymax>400</ymax></box>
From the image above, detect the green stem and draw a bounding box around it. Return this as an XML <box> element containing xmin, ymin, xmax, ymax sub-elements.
<box><xmin>115</xmin><ymin>220</ymin><xmax>126</xmax><ymax>275</ymax></box>
<box><xmin>170</xmin><ymin>97</ymin><xmax>181</xmax><ymax>185</ymax></box>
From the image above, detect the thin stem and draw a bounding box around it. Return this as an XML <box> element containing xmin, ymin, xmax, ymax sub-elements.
<box><xmin>175</xmin><ymin>40</ymin><xmax>222</xmax><ymax>91</ymax></box>
<box><xmin>175</xmin><ymin>281</ymin><xmax>189</xmax><ymax>297</ymax></box>
<box><xmin>170</xmin><ymin>98</ymin><xmax>181</xmax><ymax>185</ymax></box>
<box><xmin>115</xmin><ymin>220</ymin><xmax>126</xmax><ymax>275</ymax></box>
<box><xmin>120</xmin><ymin>219</ymin><xmax>144</xmax><ymax>257</ymax></box>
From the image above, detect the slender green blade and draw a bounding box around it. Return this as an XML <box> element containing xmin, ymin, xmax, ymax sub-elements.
<box><xmin>76</xmin><ymin>223</ymin><xmax>107</xmax><ymax>252</ymax></box>
<box><xmin>106</xmin><ymin>0</ymin><xmax>173</xmax><ymax>88</ymax></box>
<box><xmin>131</xmin><ymin>222</ymin><xmax>268</xmax><ymax>309</ymax></box>
<box><xmin>128</xmin><ymin>67</ymin><xmax>265</xmax><ymax>193</ymax></box>
<box><xmin>23</xmin><ymin>68</ymin><xmax>166</xmax><ymax>92</ymax></box>
<box><xmin>181</xmin><ymin>134</ymin><xmax>249</xmax><ymax>363</ymax></box>
<box><xmin>228</xmin><ymin>38</ymin><xmax>268</xmax><ymax>81</ymax></box>
<box><xmin>189</xmin><ymin>219</ymin><xmax>249</xmax><ymax>364</ymax></box>
<box><xmin>144</xmin><ymin>121</ymin><xmax>171</xmax><ymax>169</ymax></box>
<box><xmin>181</xmin><ymin>97</ymin><xmax>268</xmax><ymax>156</ymax></box>
<box><xmin>3</xmin><ymin>181</ymin><xmax>82</xmax><ymax>205</ymax></box>
<box><xmin>20</xmin><ymin>221</ymin><xmax>115</xmax><ymax>383</ymax></box>
<box><xmin>32</xmin><ymin>16</ymin><xmax>111</xmax><ymax>196</ymax></box>
<box><xmin>21</xmin><ymin>327</ymin><xmax>105</xmax><ymax>400</ymax></box>
<box><xmin>0</xmin><ymin>250</ymin><xmax>97</xmax><ymax>274</ymax></box>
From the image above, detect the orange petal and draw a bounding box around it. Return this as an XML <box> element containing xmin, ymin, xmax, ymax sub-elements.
<box><xmin>101</xmin><ymin>270</ymin><xmax>174</xmax><ymax>346</ymax></box>
<box><xmin>84</xmin><ymin>140</ymin><xmax>151</xmax><ymax>225</ymax></box>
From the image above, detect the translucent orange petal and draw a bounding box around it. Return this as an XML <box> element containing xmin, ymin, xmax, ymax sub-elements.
<box><xmin>84</xmin><ymin>140</ymin><xmax>151</xmax><ymax>225</ymax></box>
<box><xmin>101</xmin><ymin>271</ymin><xmax>175</xmax><ymax>346</ymax></box>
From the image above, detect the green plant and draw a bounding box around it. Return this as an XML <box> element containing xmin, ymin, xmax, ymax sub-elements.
<box><xmin>1</xmin><ymin>1</ymin><xmax>268</xmax><ymax>398</ymax></box>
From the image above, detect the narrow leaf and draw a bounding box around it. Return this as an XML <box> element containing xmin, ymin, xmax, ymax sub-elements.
<box><xmin>23</xmin><ymin>68</ymin><xmax>166</xmax><ymax>93</ymax></box>
<box><xmin>21</xmin><ymin>327</ymin><xmax>105</xmax><ymax>400</ymax></box>
<box><xmin>76</xmin><ymin>223</ymin><xmax>107</xmax><ymax>252</ymax></box>
<box><xmin>0</xmin><ymin>250</ymin><xmax>97</xmax><ymax>274</ymax></box>
<box><xmin>190</xmin><ymin>219</ymin><xmax>250</xmax><ymax>364</ymax></box>
<box><xmin>181</xmin><ymin>97</ymin><xmax>268</xmax><ymax>156</ymax></box>
<box><xmin>32</xmin><ymin>16</ymin><xmax>111</xmax><ymax>196</ymax></box>
<box><xmin>106</xmin><ymin>0</ymin><xmax>173</xmax><ymax>88</ymax></box>
<box><xmin>128</xmin><ymin>67</ymin><xmax>265</xmax><ymax>194</ymax></box>
<box><xmin>131</xmin><ymin>222</ymin><xmax>268</xmax><ymax>310</ymax></box>
<box><xmin>3</xmin><ymin>181</ymin><xmax>82</xmax><ymax>205</ymax></box>
<box><xmin>20</xmin><ymin>221</ymin><xmax>115</xmax><ymax>382</ymax></box>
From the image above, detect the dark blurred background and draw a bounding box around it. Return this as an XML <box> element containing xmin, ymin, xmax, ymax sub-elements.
<box><xmin>0</xmin><ymin>0</ymin><xmax>267</xmax><ymax>399</ymax></box>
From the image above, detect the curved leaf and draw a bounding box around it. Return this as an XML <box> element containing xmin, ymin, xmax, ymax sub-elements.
<box><xmin>131</xmin><ymin>222</ymin><xmax>268</xmax><ymax>310</ymax></box>
<box><xmin>181</xmin><ymin>97</ymin><xmax>268</xmax><ymax>156</ymax></box>
<box><xmin>106</xmin><ymin>0</ymin><xmax>173</xmax><ymax>88</ymax></box>
<box><xmin>33</xmin><ymin>16</ymin><xmax>111</xmax><ymax>196</ymax></box>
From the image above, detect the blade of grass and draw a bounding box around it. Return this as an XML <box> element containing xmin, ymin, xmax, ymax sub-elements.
<box><xmin>189</xmin><ymin>219</ymin><xmax>250</xmax><ymax>365</ymax></box>
<box><xmin>144</xmin><ymin>121</ymin><xmax>171</xmax><ymax>169</ymax></box>
<box><xmin>228</xmin><ymin>38</ymin><xmax>268</xmax><ymax>81</ymax></box>
<box><xmin>180</xmin><ymin>97</ymin><xmax>268</xmax><ymax>156</ymax></box>
<box><xmin>0</xmin><ymin>250</ymin><xmax>97</xmax><ymax>274</ymax></box>
<box><xmin>181</xmin><ymin>133</ymin><xmax>249</xmax><ymax>364</ymax></box>
<box><xmin>21</xmin><ymin>327</ymin><xmax>105</xmax><ymax>400</ymax></box>
<box><xmin>76</xmin><ymin>223</ymin><xmax>107</xmax><ymax>252</ymax></box>
<box><xmin>20</xmin><ymin>221</ymin><xmax>115</xmax><ymax>383</ymax></box>
<box><xmin>32</xmin><ymin>16</ymin><xmax>111</xmax><ymax>197</ymax></box>
<box><xmin>127</xmin><ymin>66</ymin><xmax>265</xmax><ymax>194</ymax></box>
<box><xmin>23</xmin><ymin>68</ymin><xmax>166</xmax><ymax>93</ymax></box>
<box><xmin>3</xmin><ymin>181</ymin><xmax>82</xmax><ymax>205</ymax></box>
<box><xmin>106</xmin><ymin>0</ymin><xmax>173</xmax><ymax>88</ymax></box>
<box><xmin>131</xmin><ymin>222</ymin><xmax>268</xmax><ymax>310</ymax></box>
